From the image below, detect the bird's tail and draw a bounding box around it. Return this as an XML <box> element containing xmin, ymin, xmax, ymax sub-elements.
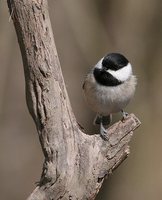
<box><xmin>94</xmin><ymin>114</ymin><xmax>112</xmax><ymax>126</ymax></box>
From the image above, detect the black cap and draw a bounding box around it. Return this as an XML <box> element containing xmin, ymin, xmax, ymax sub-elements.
<box><xmin>102</xmin><ymin>53</ymin><xmax>129</xmax><ymax>71</ymax></box>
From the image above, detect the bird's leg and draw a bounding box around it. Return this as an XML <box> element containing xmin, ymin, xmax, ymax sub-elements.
<box><xmin>121</xmin><ymin>110</ymin><xmax>129</xmax><ymax>122</ymax></box>
<box><xmin>93</xmin><ymin>114</ymin><xmax>101</xmax><ymax>125</ymax></box>
<box><xmin>94</xmin><ymin>114</ymin><xmax>112</xmax><ymax>126</ymax></box>
<box><xmin>99</xmin><ymin>116</ymin><xmax>108</xmax><ymax>141</ymax></box>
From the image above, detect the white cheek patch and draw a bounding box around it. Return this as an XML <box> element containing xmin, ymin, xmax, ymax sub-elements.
<box><xmin>108</xmin><ymin>63</ymin><xmax>132</xmax><ymax>82</ymax></box>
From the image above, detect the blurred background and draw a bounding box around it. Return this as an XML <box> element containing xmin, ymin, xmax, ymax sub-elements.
<box><xmin>0</xmin><ymin>0</ymin><xmax>162</xmax><ymax>199</ymax></box>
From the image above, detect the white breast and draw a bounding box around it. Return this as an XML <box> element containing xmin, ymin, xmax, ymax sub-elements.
<box><xmin>83</xmin><ymin>73</ymin><xmax>137</xmax><ymax>115</ymax></box>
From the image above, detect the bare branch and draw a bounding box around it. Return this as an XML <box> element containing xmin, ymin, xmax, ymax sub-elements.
<box><xmin>7</xmin><ymin>0</ymin><xmax>141</xmax><ymax>199</ymax></box>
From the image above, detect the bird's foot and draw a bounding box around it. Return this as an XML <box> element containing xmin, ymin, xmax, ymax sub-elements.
<box><xmin>100</xmin><ymin>123</ymin><xmax>109</xmax><ymax>141</ymax></box>
<box><xmin>121</xmin><ymin>110</ymin><xmax>129</xmax><ymax>122</ymax></box>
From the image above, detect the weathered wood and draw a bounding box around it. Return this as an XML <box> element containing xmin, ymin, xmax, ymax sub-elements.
<box><xmin>7</xmin><ymin>0</ymin><xmax>141</xmax><ymax>199</ymax></box>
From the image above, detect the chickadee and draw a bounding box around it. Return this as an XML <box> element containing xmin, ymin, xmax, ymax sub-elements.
<box><xmin>83</xmin><ymin>53</ymin><xmax>137</xmax><ymax>140</ymax></box>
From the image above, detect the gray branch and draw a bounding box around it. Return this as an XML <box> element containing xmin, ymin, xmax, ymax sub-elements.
<box><xmin>7</xmin><ymin>0</ymin><xmax>141</xmax><ymax>199</ymax></box>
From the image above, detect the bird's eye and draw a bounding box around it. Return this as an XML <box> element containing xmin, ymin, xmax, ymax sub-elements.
<box><xmin>102</xmin><ymin>65</ymin><xmax>108</xmax><ymax>71</ymax></box>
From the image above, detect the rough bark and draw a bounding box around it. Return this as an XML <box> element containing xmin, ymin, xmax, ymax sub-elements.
<box><xmin>7</xmin><ymin>0</ymin><xmax>141</xmax><ymax>199</ymax></box>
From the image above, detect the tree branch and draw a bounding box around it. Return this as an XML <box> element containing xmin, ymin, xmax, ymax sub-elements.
<box><xmin>7</xmin><ymin>0</ymin><xmax>141</xmax><ymax>199</ymax></box>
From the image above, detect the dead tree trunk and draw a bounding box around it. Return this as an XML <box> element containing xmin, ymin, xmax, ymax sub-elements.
<box><xmin>7</xmin><ymin>0</ymin><xmax>141</xmax><ymax>199</ymax></box>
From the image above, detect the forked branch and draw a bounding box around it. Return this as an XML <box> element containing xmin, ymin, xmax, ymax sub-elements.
<box><xmin>7</xmin><ymin>0</ymin><xmax>141</xmax><ymax>199</ymax></box>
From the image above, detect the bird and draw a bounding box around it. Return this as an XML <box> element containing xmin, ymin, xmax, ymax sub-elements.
<box><xmin>83</xmin><ymin>53</ymin><xmax>137</xmax><ymax>140</ymax></box>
